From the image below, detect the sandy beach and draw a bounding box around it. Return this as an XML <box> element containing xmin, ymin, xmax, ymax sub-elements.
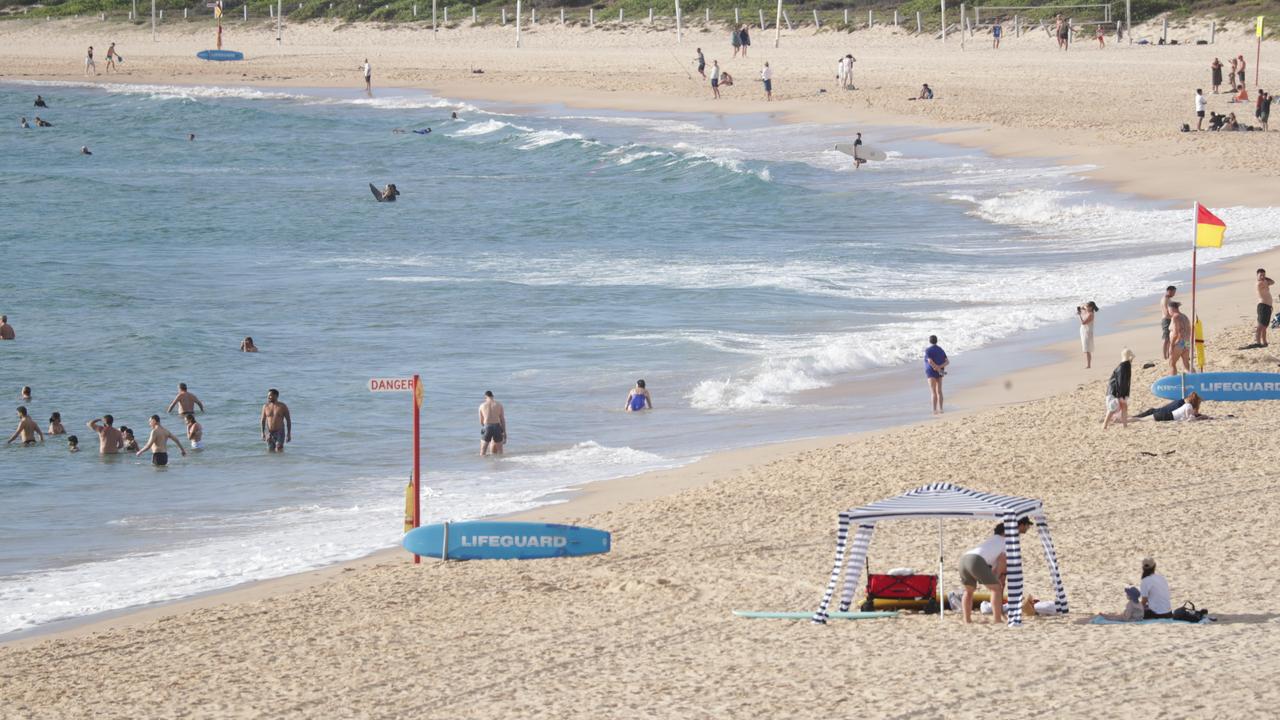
<box><xmin>5</xmin><ymin>15</ymin><xmax>1280</xmax><ymax>718</ymax></box>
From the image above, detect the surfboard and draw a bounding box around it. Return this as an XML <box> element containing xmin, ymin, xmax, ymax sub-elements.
<box><xmin>834</xmin><ymin>143</ymin><xmax>888</xmax><ymax>162</ymax></box>
<box><xmin>1150</xmin><ymin>372</ymin><xmax>1280</xmax><ymax>402</ymax></box>
<box><xmin>369</xmin><ymin>183</ymin><xmax>385</xmax><ymax>202</ymax></box>
<box><xmin>196</xmin><ymin>49</ymin><xmax>244</xmax><ymax>61</ymax></box>
<box><xmin>732</xmin><ymin>610</ymin><xmax>899</xmax><ymax>620</ymax></box>
<box><xmin>402</xmin><ymin>521</ymin><xmax>612</xmax><ymax>561</ymax></box>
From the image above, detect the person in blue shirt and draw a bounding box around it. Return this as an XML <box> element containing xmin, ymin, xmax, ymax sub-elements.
<box><xmin>924</xmin><ymin>335</ymin><xmax>949</xmax><ymax>415</ymax></box>
<box><xmin>625</xmin><ymin>379</ymin><xmax>653</xmax><ymax>412</ymax></box>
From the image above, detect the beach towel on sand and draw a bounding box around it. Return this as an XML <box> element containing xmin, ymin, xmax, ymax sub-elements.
<box><xmin>1090</xmin><ymin>616</ymin><xmax>1211</xmax><ymax>625</ymax></box>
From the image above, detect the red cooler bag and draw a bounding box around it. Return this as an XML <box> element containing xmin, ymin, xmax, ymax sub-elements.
<box><xmin>866</xmin><ymin>573</ymin><xmax>937</xmax><ymax>601</ymax></box>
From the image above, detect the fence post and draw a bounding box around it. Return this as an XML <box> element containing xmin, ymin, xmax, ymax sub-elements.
<box><xmin>531</xmin><ymin>6</ymin><xmax>535</xmax><ymax>23</ymax></box>
<box><xmin>501</xmin><ymin>7</ymin><xmax>505</xmax><ymax>25</ymax></box>
<box><xmin>516</xmin><ymin>0</ymin><xmax>521</xmax><ymax>46</ymax></box>
<box><xmin>1069</xmin><ymin>16</ymin><xmax>1074</xmax><ymax>44</ymax></box>
<box><xmin>1209</xmin><ymin>19</ymin><xmax>1215</xmax><ymax>43</ymax></box>
<box><xmin>432</xmin><ymin>0</ymin><xmax>437</xmax><ymax>31</ymax></box>
<box><xmin>959</xmin><ymin>3</ymin><xmax>964</xmax><ymax>46</ymax></box>
<box><xmin>473</xmin><ymin>6</ymin><xmax>477</xmax><ymax>22</ymax></box>
<box><xmin>589</xmin><ymin>7</ymin><xmax>593</xmax><ymax>25</ymax></box>
<box><xmin>734</xmin><ymin>7</ymin><xmax>739</xmax><ymax>23</ymax></box>
<box><xmin>444</xmin><ymin>7</ymin><xmax>448</xmax><ymax>24</ymax></box>
<box><xmin>618</xmin><ymin>7</ymin><xmax>623</xmax><ymax>22</ymax></box>
<box><xmin>183</xmin><ymin>8</ymin><xmax>187</xmax><ymax>18</ymax></box>
<box><xmin>648</xmin><ymin>7</ymin><xmax>652</xmax><ymax>23</ymax></box>
<box><xmin>783</xmin><ymin>8</ymin><xmax>791</xmax><ymax>29</ymax></box>
<box><xmin>774</xmin><ymin>0</ymin><xmax>781</xmax><ymax>46</ymax></box>
<box><xmin>894</xmin><ymin>10</ymin><xmax>898</xmax><ymax>27</ymax></box>
<box><xmin>243</xmin><ymin>5</ymin><xmax>247</xmax><ymax>19</ymax></box>
<box><xmin>560</xmin><ymin>7</ymin><xmax>564</xmax><ymax>24</ymax></box>
<box><xmin>813</xmin><ymin>8</ymin><xmax>819</xmax><ymax>27</ymax></box>
<box><xmin>843</xmin><ymin>8</ymin><xmax>848</xmax><ymax>24</ymax></box>
<box><xmin>705</xmin><ymin>7</ymin><xmax>709</xmax><ymax>23</ymax></box>
<box><xmin>940</xmin><ymin>0</ymin><xmax>946</xmax><ymax>42</ymax></box>
<box><xmin>867</xmin><ymin>9</ymin><xmax>872</xmax><ymax>27</ymax></box>
<box><xmin>413</xmin><ymin>4</ymin><xmax>417</xmax><ymax>17</ymax></box>
<box><xmin>1161</xmin><ymin>17</ymin><xmax>1166</xmax><ymax>43</ymax></box>
<box><xmin>676</xmin><ymin>0</ymin><xmax>681</xmax><ymax>41</ymax></box>
<box><xmin>759</xmin><ymin>8</ymin><xmax>765</xmax><ymax>28</ymax></box>
<box><xmin>916</xmin><ymin>11</ymin><xmax>921</xmax><ymax>33</ymax></box>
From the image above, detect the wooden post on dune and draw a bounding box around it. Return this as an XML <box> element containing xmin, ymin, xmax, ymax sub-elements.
<box><xmin>868</xmin><ymin>9</ymin><xmax>872</xmax><ymax>27</ymax></box>
<box><xmin>675</xmin><ymin>0</ymin><xmax>682</xmax><ymax>42</ymax></box>
<box><xmin>774</xmin><ymin>0</ymin><xmax>781</xmax><ymax>45</ymax></box>
<box><xmin>959</xmin><ymin>3</ymin><xmax>965</xmax><ymax>47</ymax></box>
<box><xmin>940</xmin><ymin>0</ymin><xmax>946</xmax><ymax>42</ymax></box>
<box><xmin>917</xmin><ymin>11</ymin><xmax>922</xmax><ymax>33</ymax></box>
<box><xmin>1210</xmin><ymin>20</ymin><xmax>1215</xmax><ymax>44</ymax></box>
<box><xmin>444</xmin><ymin>7</ymin><xmax>449</xmax><ymax>24</ymax></box>
<box><xmin>516</xmin><ymin>0</ymin><xmax>521</xmax><ymax>46</ymax></box>
<box><xmin>843</xmin><ymin>8</ymin><xmax>848</xmax><ymax>24</ymax></box>
<box><xmin>501</xmin><ymin>7</ymin><xmax>506</xmax><ymax>25</ymax></box>
<box><xmin>473</xmin><ymin>6</ymin><xmax>477</xmax><ymax>23</ymax></box>
<box><xmin>894</xmin><ymin>10</ymin><xmax>899</xmax><ymax>27</ymax></box>
<box><xmin>759</xmin><ymin>8</ymin><xmax>765</xmax><ymax>29</ymax></box>
<box><xmin>432</xmin><ymin>0</ymin><xmax>436</xmax><ymax>31</ymax></box>
<box><xmin>589</xmin><ymin>7</ymin><xmax>593</xmax><ymax>25</ymax></box>
<box><xmin>813</xmin><ymin>9</ymin><xmax>819</xmax><ymax>28</ymax></box>
<box><xmin>560</xmin><ymin>7</ymin><xmax>564</xmax><ymax>24</ymax></box>
<box><xmin>151</xmin><ymin>0</ymin><xmax>155</xmax><ymax>40</ymax></box>
<box><xmin>734</xmin><ymin>7</ymin><xmax>739</xmax><ymax>23</ymax></box>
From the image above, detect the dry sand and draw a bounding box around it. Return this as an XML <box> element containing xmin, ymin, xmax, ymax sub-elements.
<box><xmin>4</xmin><ymin>17</ymin><xmax>1280</xmax><ymax>718</ymax></box>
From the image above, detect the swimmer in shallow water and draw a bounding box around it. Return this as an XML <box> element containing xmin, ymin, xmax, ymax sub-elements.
<box><xmin>48</xmin><ymin>412</ymin><xmax>65</xmax><ymax>436</ymax></box>
<box><xmin>80</xmin><ymin>146</ymin><xmax>92</xmax><ymax>155</ymax></box>
<box><xmin>20</xmin><ymin>117</ymin><xmax>29</xmax><ymax>128</ymax></box>
<box><xmin>379</xmin><ymin>183</ymin><xmax>399</xmax><ymax>201</ymax></box>
<box><xmin>240</xmin><ymin>336</ymin><xmax>258</xmax><ymax>352</ymax></box>
<box><xmin>34</xmin><ymin>116</ymin><xmax>52</xmax><ymax>127</ymax></box>
<box><xmin>625</xmin><ymin>379</ymin><xmax>653</xmax><ymax>412</ymax></box>
<box><xmin>34</xmin><ymin>95</ymin><xmax>47</xmax><ymax>108</ymax></box>
<box><xmin>67</xmin><ymin>435</ymin><xmax>79</xmax><ymax>452</ymax></box>
<box><xmin>185</xmin><ymin>412</ymin><xmax>203</xmax><ymax>449</ymax></box>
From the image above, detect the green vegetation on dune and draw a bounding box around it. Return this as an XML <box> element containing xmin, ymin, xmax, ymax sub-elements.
<box><xmin>2</xmin><ymin>0</ymin><xmax>1276</xmax><ymax>29</ymax></box>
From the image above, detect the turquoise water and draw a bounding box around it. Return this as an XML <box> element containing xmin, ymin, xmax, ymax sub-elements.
<box><xmin>3</xmin><ymin>81</ymin><xmax>1279</xmax><ymax>636</ymax></box>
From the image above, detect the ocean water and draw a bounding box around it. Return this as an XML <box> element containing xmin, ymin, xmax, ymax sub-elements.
<box><xmin>2</xmin><ymin>81</ymin><xmax>1279</xmax><ymax>636</ymax></box>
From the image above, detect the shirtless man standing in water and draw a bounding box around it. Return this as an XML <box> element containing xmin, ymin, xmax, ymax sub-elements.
<box><xmin>88</xmin><ymin>414</ymin><xmax>124</xmax><ymax>454</ymax></box>
<box><xmin>167</xmin><ymin>383</ymin><xmax>205</xmax><ymax>415</ymax></box>
<box><xmin>261</xmin><ymin>388</ymin><xmax>291</xmax><ymax>452</ymax></box>
<box><xmin>478</xmin><ymin>390</ymin><xmax>506</xmax><ymax>456</ymax></box>
<box><xmin>137</xmin><ymin>414</ymin><xmax>186</xmax><ymax>466</ymax></box>
<box><xmin>7</xmin><ymin>407</ymin><xmax>44</xmax><ymax>446</ymax></box>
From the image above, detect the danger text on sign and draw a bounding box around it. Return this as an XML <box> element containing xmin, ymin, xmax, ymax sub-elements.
<box><xmin>368</xmin><ymin>377</ymin><xmax>415</xmax><ymax>392</ymax></box>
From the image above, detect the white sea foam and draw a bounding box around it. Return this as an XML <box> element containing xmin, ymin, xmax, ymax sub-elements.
<box><xmin>502</xmin><ymin>441</ymin><xmax>669</xmax><ymax>471</ymax></box>
<box><xmin>515</xmin><ymin>129</ymin><xmax>587</xmax><ymax>150</ymax></box>
<box><xmin>451</xmin><ymin>119</ymin><xmax>531</xmax><ymax>137</ymax></box>
<box><xmin>617</xmin><ymin>150</ymin><xmax>667</xmax><ymax>166</ymax></box>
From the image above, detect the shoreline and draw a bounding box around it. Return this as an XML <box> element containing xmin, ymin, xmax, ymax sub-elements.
<box><xmin>5</xmin><ymin>78</ymin><xmax>1279</xmax><ymax>647</ymax></box>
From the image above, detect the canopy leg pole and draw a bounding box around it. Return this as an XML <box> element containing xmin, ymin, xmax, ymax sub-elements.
<box><xmin>938</xmin><ymin>519</ymin><xmax>945</xmax><ymax>622</ymax></box>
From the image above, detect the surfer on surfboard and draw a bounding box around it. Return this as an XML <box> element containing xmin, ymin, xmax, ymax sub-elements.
<box><xmin>370</xmin><ymin>183</ymin><xmax>400</xmax><ymax>202</ymax></box>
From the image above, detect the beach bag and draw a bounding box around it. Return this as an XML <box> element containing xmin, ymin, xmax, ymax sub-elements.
<box><xmin>1172</xmin><ymin>601</ymin><xmax>1208</xmax><ymax>622</ymax></box>
<box><xmin>861</xmin><ymin>572</ymin><xmax>939</xmax><ymax>613</ymax></box>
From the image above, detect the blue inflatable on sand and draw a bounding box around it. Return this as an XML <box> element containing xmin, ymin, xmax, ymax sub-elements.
<box><xmin>1150</xmin><ymin>372</ymin><xmax>1280</xmax><ymax>402</ymax></box>
<box><xmin>402</xmin><ymin>521</ymin><xmax>611</xmax><ymax>561</ymax></box>
<box><xmin>196</xmin><ymin>50</ymin><xmax>245</xmax><ymax>61</ymax></box>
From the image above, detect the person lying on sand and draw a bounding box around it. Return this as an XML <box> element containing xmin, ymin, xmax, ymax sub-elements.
<box><xmin>1132</xmin><ymin>392</ymin><xmax>1210</xmax><ymax>422</ymax></box>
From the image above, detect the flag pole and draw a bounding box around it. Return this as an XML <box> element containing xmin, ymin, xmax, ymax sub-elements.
<box><xmin>1191</xmin><ymin>203</ymin><xmax>1198</xmax><ymax>376</ymax></box>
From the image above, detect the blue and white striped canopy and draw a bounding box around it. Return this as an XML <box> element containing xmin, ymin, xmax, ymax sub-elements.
<box><xmin>840</xmin><ymin>482</ymin><xmax>1042</xmax><ymax>523</ymax></box>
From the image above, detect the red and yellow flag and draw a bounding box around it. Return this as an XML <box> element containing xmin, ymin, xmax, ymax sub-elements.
<box><xmin>1195</xmin><ymin>203</ymin><xmax>1226</xmax><ymax>248</ymax></box>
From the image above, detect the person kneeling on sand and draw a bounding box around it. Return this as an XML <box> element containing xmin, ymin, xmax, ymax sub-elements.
<box><xmin>1102</xmin><ymin>348</ymin><xmax>1134</xmax><ymax>429</ymax></box>
<box><xmin>959</xmin><ymin>517</ymin><xmax>1032</xmax><ymax>624</ymax></box>
<box><xmin>1133</xmin><ymin>392</ymin><xmax>1208</xmax><ymax>422</ymax></box>
<box><xmin>1139</xmin><ymin>557</ymin><xmax>1173</xmax><ymax>619</ymax></box>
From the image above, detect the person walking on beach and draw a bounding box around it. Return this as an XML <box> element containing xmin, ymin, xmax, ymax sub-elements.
<box><xmin>105</xmin><ymin>42</ymin><xmax>118</xmax><ymax>73</ymax></box>
<box><xmin>1255</xmin><ymin>268</ymin><xmax>1275</xmax><ymax>347</ymax></box>
<box><xmin>184</xmin><ymin>412</ymin><xmax>203</xmax><ymax>450</ymax></box>
<box><xmin>87</xmin><ymin>415</ymin><xmax>124</xmax><ymax>454</ymax></box>
<box><xmin>710</xmin><ymin>61</ymin><xmax>722</xmax><ymax>99</ymax></box>
<box><xmin>1159</xmin><ymin>286</ymin><xmax>1176</xmax><ymax>359</ymax></box>
<box><xmin>1103</xmin><ymin>348</ymin><xmax>1134</xmax><ymax>429</ymax></box>
<box><xmin>842</xmin><ymin>54</ymin><xmax>856</xmax><ymax>90</ymax></box>
<box><xmin>1195</xmin><ymin>89</ymin><xmax>1206</xmax><ymax>131</ymax></box>
<box><xmin>959</xmin><ymin>517</ymin><xmax>1032</xmax><ymax>624</ymax></box>
<box><xmin>625</xmin><ymin>380</ymin><xmax>653</xmax><ymax>412</ymax></box>
<box><xmin>85</xmin><ymin>46</ymin><xmax>96</xmax><ymax>75</ymax></box>
<box><xmin>479</xmin><ymin>390</ymin><xmax>506</xmax><ymax>456</ymax></box>
<box><xmin>1229</xmin><ymin>57</ymin><xmax>1239</xmax><ymax>92</ymax></box>
<box><xmin>1078</xmin><ymin>301</ymin><xmax>1097</xmax><ymax>368</ymax></box>
<box><xmin>1237</xmin><ymin>55</ymin><xmax>1247</xmax><ymax>90</ymax></box>
<box><xmin>760</xmin><ymin>62</ymin><xmax>773</xmax><ymax>101</ymax></box>
<box><xmin>362</xmin><ymin>59</ymin><xmax>372</xmax><ymax>93</ymax></box>
<box><xmin>137</xmin><ymin>414</ymin><xmax>186</xmax><ymax>466</ymax></box>
<box><xmin>1211</xmin><ymin>58</ymin><xmax>1223</xmax><ymax>94</ymax></box>
<box><xmin>167</xmin><ymin>383</ymin><xmax>205</xmax><ymax>415</ymax></box>
<box><xmin>1256</xmin><ymin>90</ymin><xmax>1272</xmax><ymax>131</ymax></box>
<box><xmin>694</xmin><ymin>48</ymin><xmax>706</xmax><ymax>79</ymax></box>
<box><xmin>731</xmin><ymin>27</ymin><xmax>742</xmax><ymax>58</ymax></box>
<box><xmin>1055</xmin><ymin>15</ymin><xmax>1069</xmax><ymax>50</ymax></box>
<box><xmin>739</xmin><ymin>25</ymin><xmax>751</xmax><ymax>58</ymax></box>
<box><xmin>992</xmin><ymin>20</ymin><xmax>1002</xmax><ymax>49</ymax></box>
<box><xmin>1167</xmin><ymin>302</ymin><xmax>1191</xmax><ymax>375</ymax></box>
<box><xmin>1095</xmin><ymin>24</ymin><xmax>1105</xmax><ymax>48</ymax></box>
<box><xmin>261</xmin><ymin>388</ymin><xmax>291</xmax><ymax>452</ymax></box>
<box><xmin>0</xmin><ymin>315</ymin><xmax>14</xmax><ymax>340</ymax></box>
<box><xmin>925</xmin><ymin>335</ymin><xmax>948</xmax><ymax>415</ymax></box>
<box><xmin>7</xmin><ymin>407</ymin><xmax>44</xmax><ymax>446</ymax></box>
